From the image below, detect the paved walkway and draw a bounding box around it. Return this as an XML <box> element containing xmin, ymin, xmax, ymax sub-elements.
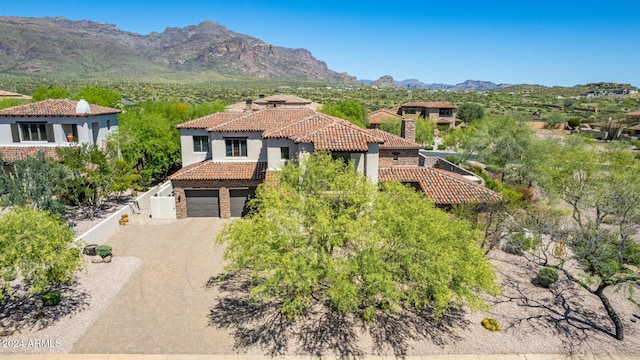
<box><xmin>71</xmin><ymin>218</ymin><xmax>236</xmax><ymax>354</ymax></box>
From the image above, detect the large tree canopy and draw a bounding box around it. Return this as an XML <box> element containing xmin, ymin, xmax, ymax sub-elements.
<box><xmin>320</xmin><ymin>100</ymin><xmax>369</xmax><ymax>128</ymax></box>
<box><xmin>0</xmin><ymin>207</ymin><xmax>83</xmax><ymax>298</ymax></box>
<box><xmin>217</xmin><ymin>152</ymin><xmax>498</xmax><ymax>321</ymax></box>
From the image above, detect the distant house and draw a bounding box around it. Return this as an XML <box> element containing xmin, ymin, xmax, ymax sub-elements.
<box><xmin>168</xmin><ymin>107</ymin><xmax>499</xmax><ymax>219</ymax></box>
<box><xmin>0</xmin><ymin>90</ymin><xmax>31</xmax><ymax>100</ymax></box>
<box><xmin>367</xmin><ymin>108</ymin><xmax>402</xmax><ymax>129</ymax></box>
<box><xmin>398</xmin><ymin>101</ymin><xmax>461</xmax><ymax>128</ymax></box>
<box><xmin>623</xmin><ymin>110</ymin><xmax>640</xmax><ymax>139</ymax></box>
<box><xmin>0</xmin><ymin>99</ymin><xmax>120</xmax><ymax>161</ymax></box>
<box><xmin>225</xmin><ymin>94</ymin><xmax>322</xmax><ymax>112</ymax></box>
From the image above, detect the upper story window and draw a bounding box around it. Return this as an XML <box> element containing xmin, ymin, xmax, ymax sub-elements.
<box><xmin>392</xmin><ymin>152</ymin><xmax>400</xmax><ymax>161</ymax></box>
<box><xmin>439</xmin><ymin>108</ymin><xmax>453</xmax><ymax>116</ymax></box>
<box><xmin>280</xmin><ymin>146</ymin><xmax>290</xmax><ymax>160</ymax></box>
<box><xmin>193</xmin><ymin>136</ymin><xmax>209</xmax><ymax>153</ymax></box>
<box><xmin>225</xmin><ymin>138</ymin><xmax>247</xmax><ymax>157</ymax></box>
<box><xmin>403</xmin><ymin>107</ymin><xmax>417</xmax><ymax>115</ymax></box>
<box><xmin>21</xmin><ymin>123</ymin><xmax>47</xmax><ymax>141</ymax></box>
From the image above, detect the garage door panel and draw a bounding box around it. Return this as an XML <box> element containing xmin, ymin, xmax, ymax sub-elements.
<box><xmin>185</xmin><ymin>189</ymin><xmax>219</xmax><ymax>217</ymax></box>
<box><xmin>230</xmin><ymin>188</ymin><xmax>256</xmax><ymax>217</ymax></box>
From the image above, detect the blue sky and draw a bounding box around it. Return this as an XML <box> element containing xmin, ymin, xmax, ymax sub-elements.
<box><xmin>2</xmin><ymin>0</ymin><xmax>639</xmax><ymax>86</ymax></box>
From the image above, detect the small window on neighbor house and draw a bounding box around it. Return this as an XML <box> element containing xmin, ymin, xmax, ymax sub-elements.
<box><xmin>404</xmin><ymin>107</ymin><xmax>417</xmax><ymax>115</ymax></box>
<box><xmin>225</xmin><ymin>138</ymin><xmax>247</xmax><ymax>157</ymax></box>
<box><xmin>392</xmin><ymin>152</ymin><xmax>400</xmax><ymax>161</ymax></box>
<box><xmin>20</xmin><ymin>123</ymin><xmax>47</xmax><ymax>141</ymax></box>
<box><xmin>280</xmin><ymin>147</ymin><xmax>290</xmax><ymax>160</ymax></box>
<box><xmin>193</xmin><ymin>136</ymin><xmax>209</xmax><ymax>152</ymax></box>
<box><xmin>439</xmin><ymin>108</ymin><xmax>452</xmax><ymax>116</ymax></box>
<box><xmin>331</xmin><ymin>152</ymin><xmax>351</xmax><ymax>164</ymax></box>
<box><xmin>107</xmin><ymin>120</ymin><xmax>111</xmax><ymax>130</ymax></box>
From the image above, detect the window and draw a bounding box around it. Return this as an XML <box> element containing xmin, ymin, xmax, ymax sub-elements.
<box><xmin>20</xmin><ymin>123</ymin><xmax>47</xmax><ymax>141</ymax></box>
<box><xmin>392</xmin><ymin>152</ymin><xmax>400</xmax><ymax>161</ymax></box>
<box><xmin>280</xmin><ymin>146</ymin><xmax>290</xmax><ymax>160</ymax></box>
<box><xmin>225</xmin><ymin>138</ymin><xmax>247</xmax><ymax>157</ymax></box>
<box><xmin>107</xmin><ymin>120</ymin><xmax>111</xmax><ymax>130</ymax></box>
<box><xmin>404</xmin><ymin>107</ymin><xmax>417</xmax><ymax>115</ymax></box>
<box><xmin>439</xmin><ymin>108</ymin><xmax>453</xmax><ymax>116</ymax></box>
<box><xmin>193</xmin><ymin>136</ymin><xmax>209</xmax><ymax>152</ymax></box>
<box><xmin>331</xmin><ymin>152</ymin><xmax>351</xmax><ymax>164</ymax></box>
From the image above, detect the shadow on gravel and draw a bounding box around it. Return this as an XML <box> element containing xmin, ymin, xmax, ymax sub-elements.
<box><xmin>0</xmin><ymin>282</ymin><xmax>90</xmax><ymax>333</ymax></box>
<box><xmin>206</xmin><ymin>273</ymin><xmax>468</xmax><ymax>357</ymax></box>
<box><xmin>491</xmin><ymin>256</ymin><xmax>614</xmax><ymax>354</ymax></box>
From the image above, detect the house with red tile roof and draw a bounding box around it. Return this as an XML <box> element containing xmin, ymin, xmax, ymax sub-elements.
<box><xmin>168</xmin><ymin>107</ymin><xmax>498</xmax><ymax>219</ymax></box>
<box><xmin>225</xmin><ymin>94</ymin><xmax>322</xmax><ymax>112</ymax></box>
<box><xmin>0</xmin><ymin>99</ymin><xmax>121</xmax><ymax>161</ymax></box>
<box><xmin>368</xmin><ymin>102</ymin><xmax>461</xmax><ymax>130</ymax></box>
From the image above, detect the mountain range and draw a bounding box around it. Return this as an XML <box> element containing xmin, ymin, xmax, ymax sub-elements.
<box><xmin>0</xmin><ymin>16</ymin><xmax>354</xmax><ymax>82</ymax></box>
<box><xmin>365</xmin><ymin>75</ymin><xmax>512</xmax><ymax>91</ymax></box>
<box><xmin>0</xmin><ymin>16</ymin><xmax>510</xmax><ymax>89</ymax></box>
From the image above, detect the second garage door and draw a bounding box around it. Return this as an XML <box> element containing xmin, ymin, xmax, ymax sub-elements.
<box><xmin>185</xmin><ymin>189</ymin><xmax>220</xmax><ymax>217</ymax></box>
<box><xmin>230</xmin><ymin>188</ymin><xmax>256</xmax><ymax>217</ymax></box>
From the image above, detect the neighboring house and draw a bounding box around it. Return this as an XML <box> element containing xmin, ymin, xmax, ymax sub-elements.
<box><xmin>169</xmin><ymin>107</ymin><xmax>499</xmax><ymax>219</ymax></box>
<box><xmin>0</xmin><ymin>90</ymin><xmax>31</xmax><ymax>100</ymax></box>
<box><xmin>623</xmin><ymin>110</ymin><xmax>640</xmax><ymax>139</ymax></box>
<box><xmin>398</xmin><ymin>101</ymin><xmax>461</xmax><ymax>128</ymax></box>
<box><xmin>0</xmin><ymin>99</ymin><xmax>120</xmax><ymax>161</ymax></box>
<box><xmin>368</xmin><ymin>108</ymin><xmax>402</xmax><ymax>129</ymax></box>
<box><xmin>225</xmin><ymin>94</ymin><xmax>322</xmax><ymax>112</ymax></box>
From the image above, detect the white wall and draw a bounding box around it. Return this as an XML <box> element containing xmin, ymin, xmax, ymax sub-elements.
<box><xmin>180</xmin><ymin>129</ymin><xmax>210</xmax><ymax>166</ymax></box>
<box><xmin>0</xmin><ymin>114</ymin><xmax>118</xmax><ymax>147</ymax></box>
<box><xmin>210</xmin><ymin>131</ymin><xmax>266</xmax><ymax>162</ymax></box>
<box><xmin>366</xmin><ymin>143</ymin><xmax>379</xmax><ymax>184</ymax></box>
<box><xmin>266</xmin><ymin>138</ymin><xmax>295</xmax><ymax>169</ymax></box>
<box><xmin>350</xmin><ymin>153</ymin><xmax>365</xmax><ymax>174</ymax></box>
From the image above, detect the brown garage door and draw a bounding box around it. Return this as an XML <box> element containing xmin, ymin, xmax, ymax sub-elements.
<box><xmin>185</xmin><ymin>189</ymin><xmax>219</xmax><ymax>217</ymax></box>
<box><xmin>229</xmin><ymin>188</ymin><xmax>256</xmax><ymax>217</ymax></box>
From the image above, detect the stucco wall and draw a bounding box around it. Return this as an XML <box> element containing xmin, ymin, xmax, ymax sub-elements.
<box><xmin>266</xmin><ymin>138</ymin><xmax>295</xmax><ymax>169</ymax></box>
<box><xmin>210</xmin><ymin>131</ymin><xmax>266</xmax><ymax>162</ymax></box>
<box><xmin>0</xmin><ymin>114</ymin><xmax>118</xmax><ymax>147</ymax></box>
<box><xmin>366</xmin><ymin>143</ymin><xmax>379</xmax><ymax>184</ymax></box>
<box><xmin>180</xmin><ymin>129</ymin><xmax>210</xmax><ymax>166</ymax></box>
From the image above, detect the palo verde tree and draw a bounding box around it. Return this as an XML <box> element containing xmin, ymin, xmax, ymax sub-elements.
<box><xmin>0</xmin><ymin>207</ymin><xmax>83</xmax><ymax>300</ymax></box>
<box><xmin>534</xmin><ymin>136</ymin><xmax>640</xmax><ymax>341</ymax></box>
<box><xmin>0</xmin><ymin>152</ymin><xmax>68</xmax><ymax>216</ymax></box>
<box><xmin>216</xmin><ymin>152</ymin><xmax>498</xmax><ymax>321</ymax></box>
<box><xmin>456</xmin><ymin>103</ymin><xmax>485</xmax><ymax>123</ymax></box>
<box><xmin>320</xmin><ymin>100</ymin><xmax>369</xmax><ymax>128</ymax></box>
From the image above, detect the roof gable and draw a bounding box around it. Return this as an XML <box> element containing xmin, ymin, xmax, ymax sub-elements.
<box><xmin>366</xmin><ymin>128</ymin><xmax>422</xmax><ymax>149</ymax></box>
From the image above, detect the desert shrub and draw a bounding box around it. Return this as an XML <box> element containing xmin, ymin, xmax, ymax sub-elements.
<box><xmin>96</xmin><ymin>245</ymin><xmax>112</xmax><ymax>258</ymax></box>
<box><xmin>437</xmin><ymin>144</ymin><xmax>447</xmax><ymax>150</ymax></box>
<box><xmin>513</xmin><ymin>185</ymin><xmax>535</xmax><ymax>203</ymax></box>
<box><xmin>481</xmin><ymin>317</ymin><xmax>500</xmax><ymax>331</ymax></box>
<box><xmin>536</xmin><ymin>267</ymin><xmax>559</xmax><ymax>288</ymax></box>
<box><xmin>502</xmin><ymin>231</ymin><xmax>539</xmax><ymax>255</ymax></box>
<box><xmin>424</xmin><ymin>145</ymin><xmax>433</xmax><ymax>150</ymax></box>
<box><xmin>623</xmin><ymin>243</ymin><xmax>640</xmax><ymax>266</ymax></box>
<box><xmin>445</xmin><ymin>156</ymin><xmax>460</xmax><ymax>165</ymax></box>
<box><xmin>2</xmin><ymin>268</ymin><xmax>17</xmax><ymax>282</ymax></box>
<box><xmin>41</xmin><ymin>290</ymin><xmax>61</xmax><ymax>306</ymax></box>
<box><xmin>601</xmin><ymin>214</ymin><xmax>617</xmax><ymax>224</ymax></box>
<box><xmin>568</xmin><ymin>117</ymin><xmax>581</xmax><ymax>128</ymax></box>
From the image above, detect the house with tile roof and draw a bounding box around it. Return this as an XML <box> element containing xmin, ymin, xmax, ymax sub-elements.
<box><xmin>225</xmin><ymin>94</ymin><xmax>322</xmax><ymax>112</ymax></box>
<box><xmin>168</xmin><ymin>107</ymin><xmax>499</xmax><ymax>219</ymax></box>
<box><xmin>0</xmin><ymin>99</ymin><xmax>121</xmax><ymax>161</ymax></box>
<box><xmin>398</xmin><ymin>101</ymin><xmax>461</xmax><ymax>128</ymax></box>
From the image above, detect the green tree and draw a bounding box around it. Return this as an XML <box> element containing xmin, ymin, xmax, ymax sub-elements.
<box><xmin>0</xmin><ymin>207</ymin><xmax>83</xmax><ymax>298</ymax></box>
<box><xmin>57</xmin><ymin>144</ymin><xmax>140</xmax><ymax>219</ymax></box>
<box><xmin>320</xmin><ymin>100</ymin><xmax>369</xmax><ymax>128</ymax></box>
<box><xmin>217</xmin><ymin>152</ymin><xmax>498</xmax><ymax>321</ymax></box>
<box><xmin>380</xmin><ymin>117</ymin><xmax>401</xmax><ymax>135</ymax></box>
<box><xmin>415</xmin><ymin>117</ymin><xmax>435</xmax><ymax>145</ymax></box>
<box><xmin>0</xmin><ymin>152</ymin><xmax>68</xmax><ymax>215</ymax></box>
<box><xmin>535</xmin><ymin>136</ymin><xmax>640</xmax><ymax>340</ymax></box>
<box><xmin>31</xmin><ymin>87</ymin><xmax>70</xmax><ymax>101</ymax></box>
<box><xmin>545</xmin><ymin>110</ymin><xmax>567</xmax><ymax>125</ymax></box>
<box><xmin>74</xmin><ymin>87</ymin><xmax>122</xmax><ymax>107</ymax></box>
<box><xmin>456</xmin><ymin>103</ymin><xmax>485</xmax><ymax>123</ymax></box>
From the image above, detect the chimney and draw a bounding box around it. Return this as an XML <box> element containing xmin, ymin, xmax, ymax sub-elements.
<box><xmin>401</xmin><ymin>118</ymin><xmax>415</xmax><ymax>143</ymax></box>
<box><xmin>75</xmin><ymin>99</ymin><xmax>91</xmax><ymax>114</ymax></box>
<box><xmin>245</xmin><ymin>99</ymin><xmax>252</xmax><ymax>112</ymax></box>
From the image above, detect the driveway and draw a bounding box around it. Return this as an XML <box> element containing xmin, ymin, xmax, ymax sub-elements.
<box><xmin>72</xmin><ymin>217</ymin><xmax>237</xmax><ymax>354</ymax></box>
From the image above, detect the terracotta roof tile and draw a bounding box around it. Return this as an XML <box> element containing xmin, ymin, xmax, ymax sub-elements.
<box><xmin>168</xmin><ymin>161</ymin><xmax>267</xmax><ymax>181</ymax></box>
<box><xmin>178</xmin><ymin>108</ymin><xmax>383</xmax><ymax>152</ymax></box>
<box><xmin>378</xmin><ymin>166</ymin><xmax>500</xmax><ymax>204</ymax></box>
<box><xmin>0</xmin><ymin>146</ymin><xmax>60</xmax><ymax>161</ymax></box>
<box><xmin>400</xmin><ymin>101</ymin><xmax>457</xmax><ymax>109</ymax></box>
<box><xmin>0</xmin><ymin>99</ymin><xmax>120</xmax><ymax>117</ymax></box>
<box><xmin>368</xmin><ymin>108</ymin><xmax>401</xmax><ymax>125</ymax></box>
<box><xmin>366</xmin><ymin>129</ymin><xmax>422</xmax><ymax>149</ymax></box>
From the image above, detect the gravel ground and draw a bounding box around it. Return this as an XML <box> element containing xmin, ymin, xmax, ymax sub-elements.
<box><xmin>0</xmin><ymin>256</ymin><xmax>140</xmax><ymax>354</ymax></box>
